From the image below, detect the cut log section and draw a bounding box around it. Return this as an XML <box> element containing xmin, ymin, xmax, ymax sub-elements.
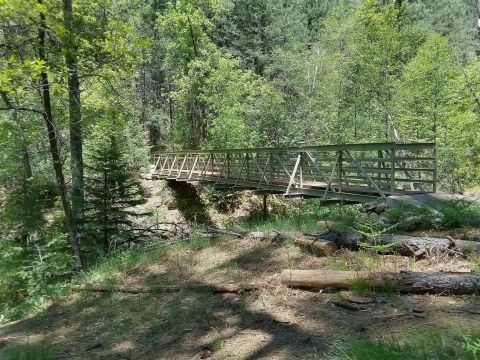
<box><xmin>281</xmin><ymin>269</ymin><xmax>480</xmax><ymax>294</ymax></box>
<box><xmin>295</xmin><ymin>236</ymin><xmax>338</xmax><ymax>256</ymax></box>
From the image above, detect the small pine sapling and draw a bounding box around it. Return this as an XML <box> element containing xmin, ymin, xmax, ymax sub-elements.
<box><xmin>84</xmin><ymin>136</ymin><xmax>146</xmax><ymax>254</ymax></box>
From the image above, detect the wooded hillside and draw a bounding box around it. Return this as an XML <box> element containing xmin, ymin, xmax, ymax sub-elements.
<box><xmin>1</xmin><ymin>0</ymin><xmax>480</xmax><ymax>326</ymax></box>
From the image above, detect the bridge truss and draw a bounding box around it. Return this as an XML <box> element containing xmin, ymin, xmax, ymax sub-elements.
<box><xmin>150</xmin><ymin>143</ymin><xmax>436</xmax><ymax>203</ymax></box>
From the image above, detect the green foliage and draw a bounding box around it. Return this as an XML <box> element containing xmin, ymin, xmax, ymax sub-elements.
<box><xmin>462</xmin><ymin>333</ymin><xmax>480</xmax><ymax>359</ymax></box>
<box><xmin>0</xmin><ymin>344</ymin><xmax>52</xmax><ymax>360</ymax></box>
<box><xmin>329</xmin><ymin>332</ymin><xmax>480</xmax><ymax>360</ymax></box>
<box><xmin>354</xmin><ymin>218</ymin><xmax>399</xmax><ymax>254</ymax></box>
<box><xmin>3</xmin><ymin>0</ymin><xmax>480</xmax><ymax>326</ymax></box>
<box><xmin>203</xmin><ymin>186</ymin><xmax>239</xmax><ymax>212</ymax></box>
<box><xmin>241</xmin><ymin>200</ymin><xmax>360</xmax><ymax>233</ymax></box>
<box><xmin>84</xmin><ymin>123</ymin><xmax>147</xmax><ymax>254</ymax></box>
<box><xmin>385</xmin><ymin>200</ymin><xmax>480</xmax><ymax>231</ymax></box>
<box><xmin>0</xmin><ymin>222</ymin><xmax>75</xmax><ymax>323</ymax></box>
<box><xmin>349</xmin><ymin>278</ymin><xmax>370</xmax><ymax>295</ymax></box>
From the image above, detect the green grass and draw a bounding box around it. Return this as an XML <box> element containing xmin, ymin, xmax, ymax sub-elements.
<box><xmin>240</xmin><ymin>201</ymin><xmax>360</xmax><ymax>233</ymax></box>
<box><xmin>349</xmin><ymin>278</ymin><xmax>370</xmax><ymax>295</ymax></box>
<box><xmin>75</xmin><ymin>229</ymin><xmax>218</xmax><ymax>286</ymax></box>
<box><xmin>1</xmin><ymin>227</ymin><xmax>220</xmax><ymax>324</ymax></box>
<box><xmin>468</xmin><ymin>254</ymin><xmax>480</xmax><ymax>274</ymax></box>
<box><xmin>0</xmin><ymin>344</ymin><xmax>52</xmax><ymax>360</ymax></box>
<box><xmin>329</xmin><ymin>332</ymin><xmax>480</xmax><ymax>360</ymax></box>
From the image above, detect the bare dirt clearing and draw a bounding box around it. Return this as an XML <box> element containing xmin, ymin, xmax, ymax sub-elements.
<box><xmin>2</xmin><ymin>236</ymin><xmax>480</xmax><ymax>359</ymax></box>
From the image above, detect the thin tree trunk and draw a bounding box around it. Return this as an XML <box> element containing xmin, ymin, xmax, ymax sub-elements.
<box><xmin>38</xmin><ymin>0</ymin><xmax>83</xmax><ymax>266</ymax></box>
<box><xmin>63</xmin><ymin>0</ymin><xmax>84</xmax><ymax>244</ymax></box>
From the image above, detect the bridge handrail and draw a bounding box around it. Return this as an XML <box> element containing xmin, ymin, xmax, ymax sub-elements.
<box><xmin>153</xmin><ymin>142</ymin><xmax>435</xmax><ymax>155</ymax></box>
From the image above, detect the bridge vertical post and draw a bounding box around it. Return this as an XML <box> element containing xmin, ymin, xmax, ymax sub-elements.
<box><xmin>246</xmin><ymin>153</ymin><xmax>250</xmax><ymax>181</ymax></box>
<box><xmin>299</xmin><ymin>151</ymin><xmax>304</xmax><ymax>189</ymax></box>
<box><xmin>211</xmin><ymin>153</ymin><xmax>214</xmax><ymax>177</ymax></box>
<box><xmin>378</xmin><ymin>150</ymin><xmax>382</xmax><ymax>183</ymax></box>
<box><xmin>227</xmin><ymin>153</ymin><xmax>230</xmax><ymax>180</ymax></box>
<box><xmin>263</xmin><ymin>194</ymin><xmax>268</xmax><ymax>218</ymax></box>
<box><xmin>390</xmin><ymin>144</ymin><xmax>396</xmax><ymax>195</ymax></box>
<box><xmin>269</xmin><ymin>153</ymin><xmax>273</xmax><ymax>184</ymax></box>
<box><xmin>433</xmin><ymin>145</ymin><xmax>437</xmax><ymax>193</ymax></box>
<box><xmin>338</xmin><ymin>151</ymin><xmax>343</xmax><ymax>199</ymax></box>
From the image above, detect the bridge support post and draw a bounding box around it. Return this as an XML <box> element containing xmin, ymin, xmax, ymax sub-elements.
<box><xmin>338</xmin><ymin>151</ymin><xmax>343</xmax><ymax>204</ymax></box>
<box><xmin>263</xmin><ymin>194</ymin><xmax>268</xmax><ymax>219</ymax></box>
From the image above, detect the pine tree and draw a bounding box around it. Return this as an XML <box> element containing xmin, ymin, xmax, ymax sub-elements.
<box><xmin>84</xmin><ymin>136</ymin><xmax>146</xmax><ymax>254</ymax></box>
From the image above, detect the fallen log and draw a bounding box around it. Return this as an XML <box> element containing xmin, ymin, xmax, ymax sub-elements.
<box><xmin>315</xmin><ymin>230</ymin><xmax>480</xmax><ymax>257</ymax></box>
<box><xmin>74</xmin><ymin>282</ymin><xmax>264</xmax><ymax>294</ymax></box>
<box><xmin>281</xmin><ymin>269</ymin><xmax>480</xmax><ymax>294</ymax></box>
<box><xmin>295</xmin><ymin>236</ymin><xmax>338</xmax><ymax>256</ymax></box>
<box><xmin>205</xmin><ymin>228</ymin><xmax>244</xmax><ymax>238</ymax></box>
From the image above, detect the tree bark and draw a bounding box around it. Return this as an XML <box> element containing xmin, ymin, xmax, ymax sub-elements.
<box><xmin>63</xmin><ymin>0</ymin><xmax>84</xmax><ymax>245</ymax></box>
<box><xmin>317</xmin><ymin>230</ymin><xmax>480</xmax><ymax>258</ymax></box>
<box><xmin>74</xmin><ymin>282</ymin><xmax>266</xmax><ymax>294</ymax></box>
<box><xmin>38</xmin><ymin>0</ymin><xmax>83</xmax><ymax>266</ymax></box>
<box><xmin>295</xmin><ymin>236</ymin><xmax>338</xmax><ymax>257</ymax></box>
<box><xmin>281</xmin><ymin>269</ymin><xmax>480</xmax><ymax>294</ymax></box>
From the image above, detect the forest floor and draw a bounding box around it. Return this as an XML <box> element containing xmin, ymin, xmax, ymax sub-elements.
<box><xmin>2</xmin><ymin>181</ymin><xmax>480</xmax><ymax>359</ymax></box>
<box><xmin>2</xmin><ymin>235</ymin><xmax>480</xmax><ymax>359</ymax></box>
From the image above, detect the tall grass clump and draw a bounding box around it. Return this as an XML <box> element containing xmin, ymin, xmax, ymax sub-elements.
<box><xmin>329</xmin><ymin>332</ymin><xmax>480</xmax><ymax>360</ymax></box>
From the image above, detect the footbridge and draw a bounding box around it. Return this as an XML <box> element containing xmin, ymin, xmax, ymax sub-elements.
<box><xmin>149</xmin><ymin>142</ymin><xmax>436</xmax><ymax>203</ymax></box>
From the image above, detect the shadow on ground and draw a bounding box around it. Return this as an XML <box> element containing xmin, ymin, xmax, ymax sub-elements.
<box><xmin>167</xmin><ymin>180</ymin><xmax>214</xmax><ymax>227</ymax></box>
<box><xmin>2</xmin><ymin>240</ymin><xmax>480</xmax><ymax>359</ymax></box>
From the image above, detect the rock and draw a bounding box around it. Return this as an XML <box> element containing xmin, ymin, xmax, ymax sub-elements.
<box><xmin>361</xmin><ymin>202</ymin><xmax>387</xmax><ymax>215</ymax></box>
<box><xmin>229</xmin><ymin>224</ymin><xmax>248</xmax><ymax>236</ymax></box>
<box><xmin>387</xmin><ymin>193</ymin><xmax>480</xmax><ymax>211</ymax></box>
<box><xmin>0</xmin><ymin>337</ymin><xmax>14</xmax><ymax>349</ymax></box>
<box><xmin>316</xmin><ymin>220</ymin><xmax>336</xmax><ymax>229</ymax></box>
<box><xmin>221</xmin><ymin>293</ymin><xmax>237</xmax><ymax>301</ymax></box>
<box><xmin>378</xmin><ymin>215</ymin><xmax>391</xmax><ymax>228</ymax></box>
<box><xmin>200</xmin><ymin>349</ymin><xmax>213</xmax><ymax>359</ymax></box>
<box><xmin>341</xmin><ymin>291</ymin><xmax>374</xmax><ymax>304</ymax></box>
<box><xmin>247</xmin><ymin>231</ymin><xmax>270</xmax><ymax>241</ymax></box>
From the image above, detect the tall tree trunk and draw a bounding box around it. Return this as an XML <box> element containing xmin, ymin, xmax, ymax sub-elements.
<box><xmin>38</xmin><ymin>0</ymin><xmax>83</xmax><ymax>266</ymax></box>
<box><xmin>63</xmin><ymin>0</ymin><xmax>84</xmax><ymax>244</ymax></box>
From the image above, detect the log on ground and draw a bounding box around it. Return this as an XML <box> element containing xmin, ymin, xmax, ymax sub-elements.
<box><xmin>74</xmin><ymin>282</ymin><xmax>265</xmax><ymax>294</ymax></box>
<box><xmin>315</xmin><ymin>230</ymin><xmax>480</xmax><ymax>257</ymax></box>
<box><xmin>281</xmin><ymin>269</ymin><xmax>480</xmax><ymax>294</ymax></box>
<box><xmin>295</xmin><ymin>236</ymin><xmax>338</xmax><ymax>256</ymax></box>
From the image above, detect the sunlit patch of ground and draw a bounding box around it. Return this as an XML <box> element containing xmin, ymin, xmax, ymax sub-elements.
<box><xmin>1</xmin><ymin>235</ymin><xmax>480</xmax><ymax>359</ymax></box>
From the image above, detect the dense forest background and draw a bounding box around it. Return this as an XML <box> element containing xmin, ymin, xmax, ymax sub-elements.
<box><xmin>1</xmin><ymin>0</ymin><xmax>480</xmax><ymax>321</ymax></box>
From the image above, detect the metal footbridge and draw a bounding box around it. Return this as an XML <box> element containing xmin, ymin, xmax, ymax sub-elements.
<box><xmin>149</xmin><ymin>142</ymin><xmax>436</xmax><ymax>203</ymax></box>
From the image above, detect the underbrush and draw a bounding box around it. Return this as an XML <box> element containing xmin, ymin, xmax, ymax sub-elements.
<box><xmin>75</xmin><ymin>228</ymin><xmax>219</xmax><ymax>286</ymax></box>
<box><xmin>240</xmin><ymin>200</ymin><xmax>360</xmax><ymax>233</ymax></box>
<box><xmin>0</xmin><ymin>226</ymin><xmax>219</xmax><ymax>324</ymax></box>
<box><xmin>329</xmin><ymin>332</ymin><xmax>480</xmax><ymax>360</ymax></box>
<box><xmin>386</xmin><ymin>200</ymin><xmax>480</xmax><ymax>231</ymax></box>
<box><xmin>1</xmin><ymin>344</ymin><xmax>53</xmax><ymax>360</ymax></box>
<box><xmin>0</xmin><ymin>229</ymin><xmax>75</xmax><ymax>323</ymax></box>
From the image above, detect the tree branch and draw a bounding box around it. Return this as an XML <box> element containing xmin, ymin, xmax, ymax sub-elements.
<box><xmin>0</xmin><ymin>90</ymin><xmax>44</xmax><ymax>115</ymax></box>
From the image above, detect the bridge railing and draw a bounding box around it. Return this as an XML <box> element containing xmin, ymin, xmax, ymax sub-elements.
<box><xmin>150</xmin><ymin>142</ymin><xmax>436</xmax><ymax>202</ymax></box>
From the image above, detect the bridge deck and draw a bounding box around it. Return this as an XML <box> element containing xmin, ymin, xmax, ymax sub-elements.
<box><xmin>149</xmin><ymin>142</ymin><xmax>436</xmax><ymax>203</ymax></box>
